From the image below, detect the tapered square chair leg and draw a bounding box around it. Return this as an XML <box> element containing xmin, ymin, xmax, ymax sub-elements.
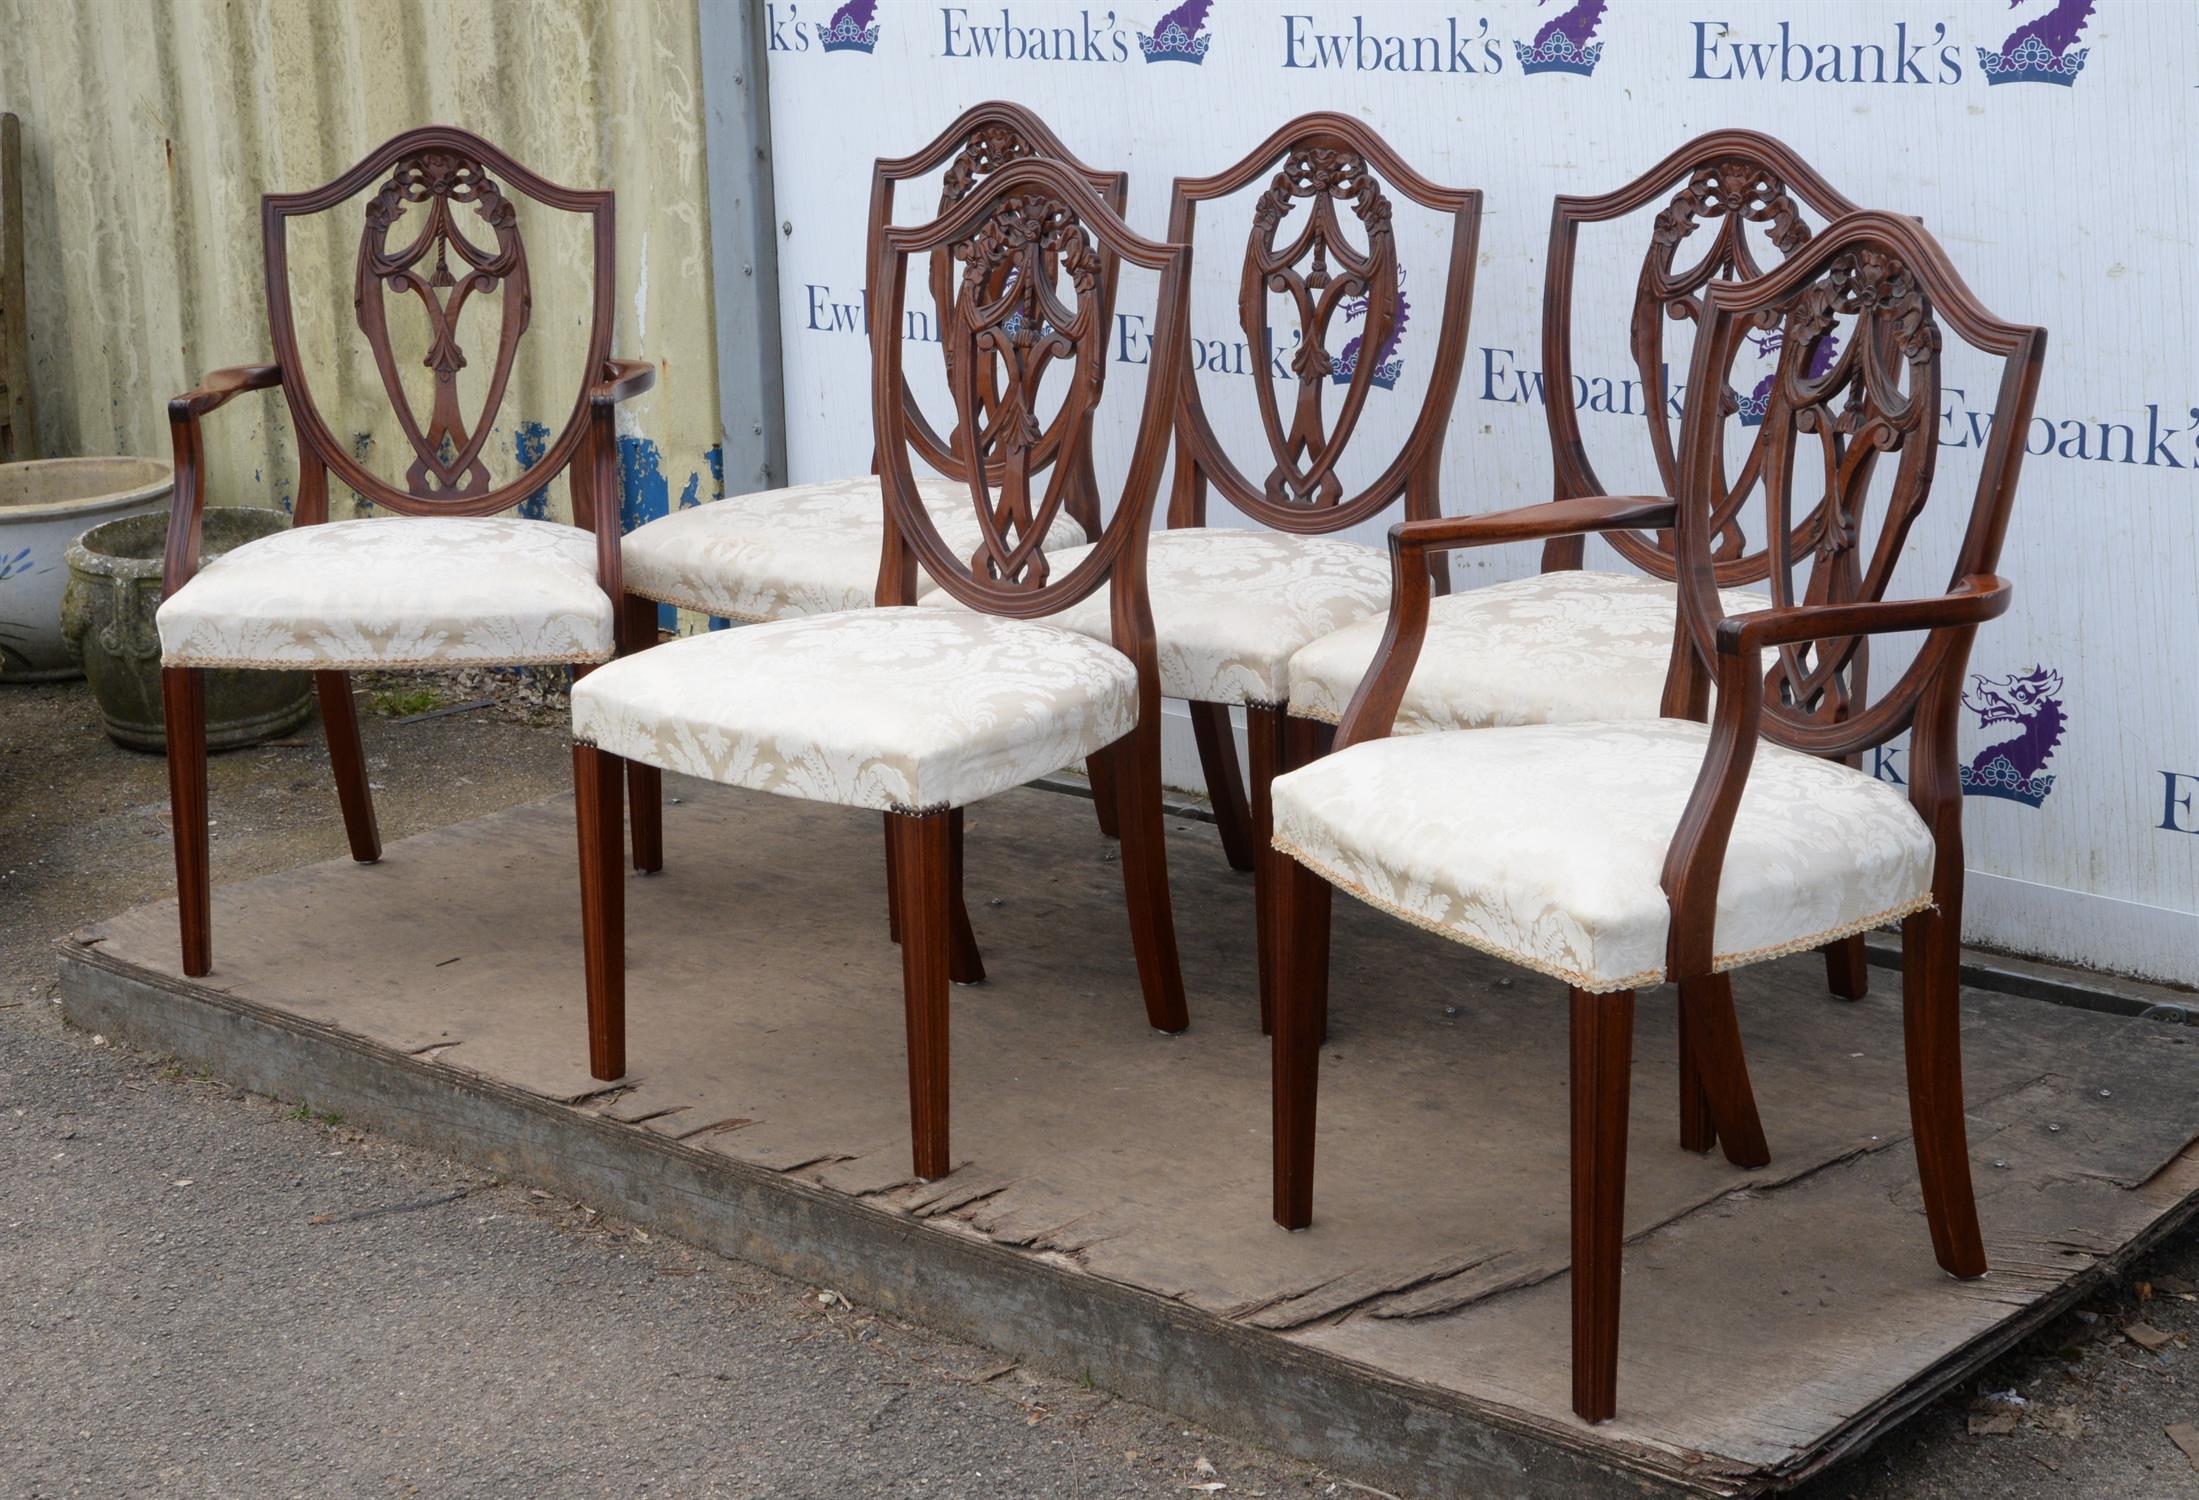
<box><xmin>1571</xmin><ymin>987</ymin><xmax>1634</xmax><ymax>1425</ymax></box>
<box><xmin>1824</xmin><ymin>933</ymin><xmax>1869</xmax><ymax>1000</ymax></box>
<box><xmin>1902</xmin><ymin>909</ymin><xmax>1987</xmax><ymax>1278</ymax></box>
<box><xmin>1189</xmin><ymin>700</ymin><xmax>1255</xmax><ymax>873</ymax></box>
<box><xmin>887</xmin><ymin>809</ymin><xmax>954</xmax><ymax>1180</ymax></box>
<box><xmin>573</xmin><ymin>742</ymin><xmax>626</xmax><ymax>1081</ymax></box>
<box><xmin>1676</xmin><ymin>975</ymin><xmax>1769</xmax><ymax>1168</ymax></box>
<box><xmin>162</xmin><ymin>666</ymin><xmax>212</xmax><ymax>977</ymax></box>
<box><xmin>315</xmin><ymin>670</ymin><xmax>380</xmax><ymax>864</ymax></box>
<box><xmin>1271</xmin><ymin>853</ymin><xmax>1330</xmax><ymax>1230</ymax></box>
<box><xmin>1104</xmin><ymin>722</ymin><xmax>1189</xmax><ymax>1035</ymax></box>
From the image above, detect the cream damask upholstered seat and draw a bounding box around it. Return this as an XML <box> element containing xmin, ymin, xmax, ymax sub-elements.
<box><xmin>620</xmin><ymin>475</ymin><xmax>1089</xmax><ymax>625</ymax></box>
<box><xmin>156</xmin><ymin>516</ymin><xmax>617</xmax><ymax>670</ymax></box>
<box><xmin>951</xmin><ymin>527</ymin><xmax>1391</xmax><ymax>705</ymax></box>
<box><xmin>1270</xmin><ymin>718</ymin><xmax>1935</xmax><ymax>994</ymax></box>
<box><xmin>572</xmin><ymin>609</ymin><xmax>1137</xmax><ymax>814</ymax></box>
<box><xmin>1285</xmin><ymin>569</ymin><xmax>1770</xmax><ymax>731</ymax></box>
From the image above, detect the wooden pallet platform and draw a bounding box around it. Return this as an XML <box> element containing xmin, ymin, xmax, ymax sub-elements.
<box><xmin>56</xmin><ymin>780</ymin><xmax>2199</xmax><ymax>1497</ymax></box>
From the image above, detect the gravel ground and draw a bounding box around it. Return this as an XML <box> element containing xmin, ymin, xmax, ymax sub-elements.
<box><xmin>4</xmin><ymin>675</ymin><xmax>2198</xmax><ymax>1498</ymax></box>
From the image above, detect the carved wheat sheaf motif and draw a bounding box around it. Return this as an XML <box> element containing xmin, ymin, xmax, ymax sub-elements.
<box><xmin>945</xmin><ymin>192</ymin><xmax>1104</xmax><ymax>590</ymax></box>
<box><xmin>1243</xmin><ymin>145</ymin><xmax>1397</xmax><ymax>509</ymax></box>
<box><xmin>355</xmin><ymin>150</ymin><xmax>532</xmax><ymax>499</ymax></box>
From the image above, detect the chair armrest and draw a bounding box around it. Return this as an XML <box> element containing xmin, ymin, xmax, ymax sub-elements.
<box><xmin>1389</xmin><ymin>495</ymin><xmax>1676</xmax><ymax>558</ymax></box>
<box><xmin>168</xmin><ymin>363</ymin><xmax>281</xmax><ymax>422</ymax></box>
<box><xmin>1329</xmin><ymin>496</ymin><xmax>1679</xmax><ymax>747</ymax></box>
<box><xmin>590</xmin><ymin>357</ymin><xmax>655</xmax><ymax>409</ymax></box>
<box><xmin>164</xmin><ymin>363</ymin><xmax>284</xmax><ymax>596</ymax></box>
<box><xmin>1660</xmin><ymin>574</ymin><xmax>2012</xmax><ymax>976</ymax></box>
<box><xmin>1714</xmin><ymin>575</ymin><xmax>2012</xmax><ymax>655</ymax></box>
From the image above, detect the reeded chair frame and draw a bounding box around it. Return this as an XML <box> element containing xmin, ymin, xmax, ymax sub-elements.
<box><xmin>1274</xmin><ymin>209</ymin><xmax>2046</xmax><ymax>1422</ymax></box>
<box><xmin>1156</xmin><ymin>115</ymin><xmax>1482</xmax><ymax>1031</ymax></box>
<box><xmin>162</xmin><ymin>125</ymin><xmax>650</xmax><ymax>978</ymax></box>
<box><xmin>573</xmin><ymin>156</ymin><xmax>1195</xmax><ymax>1179</ymax></box>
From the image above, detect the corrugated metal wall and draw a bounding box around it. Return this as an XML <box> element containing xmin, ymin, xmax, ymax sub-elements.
<box><xmin>0</xmin><ymin>0</ymin><xmax>722</xmax><ymax>529</ymax></box>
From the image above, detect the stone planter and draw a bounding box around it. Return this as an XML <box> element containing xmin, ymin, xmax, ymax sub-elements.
<box><xmin>0</xmin><ymin>456</ymin><xmax>174</xmax><ymax>680</ymax></box>
<box><xmin>61</xmin><ymin>508</ymin><xmax>314</xmax><ymax>752</ymax></box>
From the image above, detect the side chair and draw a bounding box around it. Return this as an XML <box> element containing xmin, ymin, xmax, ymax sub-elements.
<box><xmin>1005</xmin><ymin>114</ymin><xmax>1481</xmax><ymax>1035</ymax></box>
<box><xmin>1283</xmin><ymin>131</ymin><xmax>1876</xmax><ymax>1026</ymax></box>
<box><xmin>156</xmin><ymin>126</ymin><xmax>650</xmax><ymax>977</ymax></box>
<box><xmin>568</xmin><ymin>157</ymin><xmax>1195</xmax><ymax>1180</ymax></box>
<box><xmin>616</xmin><ymin>102</ymin><xmax>1126</xmax><ymax>984</ymax></box>
<box><xmin>1267</xmin><ymin>210</ymin><xmax>2046</xmax><ymax>1423</ymax></box>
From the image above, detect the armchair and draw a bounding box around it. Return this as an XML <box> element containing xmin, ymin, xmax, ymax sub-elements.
<box><xmin>156</xmin><ymin>126</ymin><xmax>650</xmax><ymax>977</ymax></box>
<box><xmin>1266</xmin><ymin>210</ymin><xmax>2046</xmax><ymax>1422</ymax></box>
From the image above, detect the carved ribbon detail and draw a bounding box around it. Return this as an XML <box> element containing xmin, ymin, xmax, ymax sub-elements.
<box><xmin>1242</xmin><ymin>145</ymin><xmax>1397</xmax><ymax>509</ymax></box>
<box><xmin>355</xmin><ymin>151</ymin><xmax>531</xmax><ymax>499</ymax></box>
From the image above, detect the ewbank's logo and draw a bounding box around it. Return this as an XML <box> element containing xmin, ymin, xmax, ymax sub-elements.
<box><xmin>1977</xmin><ymin>0</ymin><xmax>2092</xmax><ymax>86</ymax></box>
<box><xmin>1961</xmin><ymin>666</ymin><xmax>2067</xmax><ymax>807</ymax></box>
<box><xmin>1331</xmin><ymin>268</ymin><xmax>1409</xmax><ymax>391</ymax></box>
<box><xmin>1517</xmin><ymin>0</ymin><xmax>1606</xmax><ymax>76</ymax></box>
<box><xmin>821</xmin><ymin>0</ymin><xmax>879</xmax><ymax>53</ymax></box>
<box><xmin>1735</xmin><ymin>326</ymin><xmax>1839</xmax><ymax>426</ymax></box>
<box><xmin>1140</xmin><ymin>0</ymin><xmax>1212</xmax><ymax>63</ymax></box>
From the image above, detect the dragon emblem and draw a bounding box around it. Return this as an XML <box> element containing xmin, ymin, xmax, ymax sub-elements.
<box><xmin>1960</xmin><ymin>666</ymin><xmax>2066</xmax><ymax>807</ymax></box>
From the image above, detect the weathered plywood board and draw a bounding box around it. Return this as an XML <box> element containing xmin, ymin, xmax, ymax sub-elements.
<box><xmin>61</xmin><ymin>781</ymin><xmax>2199</xmax><ymax>1496</ymax></box>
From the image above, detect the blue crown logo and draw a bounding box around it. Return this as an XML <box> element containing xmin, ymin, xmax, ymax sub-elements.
<box><xmin>820</xmin><ymin>1</ymin><xmax>878</xmax><ymax>54</ymax></box>
<box><xmin>1330</xmin><ymin>272</ymin><xmax>1409</xmax><ymax>393</ymax></box>
<box><xmin>1138</xmin><ymin>1</ymin><xmax>1211</xmax><ymax>63</ymax></box>
<box><xmin>1976</xmin><ymin>32</ymin><xmax>2087</xmax><ymax>85</ymax></box>
<box><xmin>1515</xmin><ymin>35</ymin><xmax>1602</xmax><ymax>76</ymax></box>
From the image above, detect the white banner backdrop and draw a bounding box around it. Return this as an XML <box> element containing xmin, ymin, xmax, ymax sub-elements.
<box><xmin>761</xmin><ymin>0</ymin><xmax>2199</xmax><ymax>985</ymax></box>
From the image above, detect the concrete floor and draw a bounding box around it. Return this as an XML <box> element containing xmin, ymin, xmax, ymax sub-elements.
<box><xmin>5</xmin><ymin>676</ymin><xmax>2199</xmax><ymax>1498</ymax></box>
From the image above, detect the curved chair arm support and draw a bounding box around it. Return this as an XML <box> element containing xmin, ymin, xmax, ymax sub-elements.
<box><xmin>581</xmin><ymin>357</ymin><xmax>653</xmax><ymax>605</ymax></box>
<box><xmin>1331</xmin><ymin>496</ymin><xmax>1677</xmax><ymax>749</ymax></box>
<box><xmin>164</xmin><ymin>363</ymin><xmax>284</xmax><ymax>597</ymax></box>
<box><xmin>1660</xmin><ymin>574</ymin><xmax>2012</xmax><ymax>978</ymax></box>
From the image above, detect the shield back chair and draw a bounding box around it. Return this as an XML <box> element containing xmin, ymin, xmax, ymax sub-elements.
<box><xmin>1268</xmin><ymin>209</ymin><xmax>2045</xmax><ymax>1423</ymax></box>
<box><xmin>616</xmin><ymin>103</ymin><xmax>1127</xmax><ymax>974</ymax></box>
<box><xmin>1019</xmin><ymin>115</ymin><xmax>1480</xmax><ymax>1035</ymax></box>
<box><xmin>569</xmin><ymin>157</ymin><xmax>1195</xmax><ymax>1179</ymax></box>
<box><xmin>1282</xmin><ymin>132</ymin><xmax>1879</xmax><ymax>1013</ymax></box>
<box><xmin>156</xmin><ymin>126</ymin><xmax>650</xmax><ymax>978</ymax></box>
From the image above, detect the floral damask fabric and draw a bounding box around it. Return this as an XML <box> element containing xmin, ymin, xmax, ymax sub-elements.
<box><xmin>156</xmin><ymin>516</ymin><xmax>614</xmax><ymax>670</ymax></box>
<box><xmin>962</xmin><ymin>526</ymin><xmax>1393</xmax><ymax>706</ymax></box>
<box><xmin>1270</xmin><ymin>718</ymin><xmax>1936</xmax><ymax>993</ymax></box>
<box><xmin>620</xmin><ymin>474</ymin><xmax>1089</xmax><ymax>624</ymax></box>
<box><xmin>1285</xmin><ymin>569</ymin><xmax>1772</xmax><ymax>731</ymax></box>
<box><xmin>571</xmin><ymin>608</ymin><xmax>1138</xmax><ymax>814</ymax></box>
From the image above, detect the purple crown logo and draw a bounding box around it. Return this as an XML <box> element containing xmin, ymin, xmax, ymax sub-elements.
<box><xmin>1329</xmin><ymin>269</ymin><xmax>1410</xmax><ymax>392</ymax></box>
<box><xmin>820</xmin><ymin>0</ymin><xmax>879</xmax><ymax>54</ymax></box>
<box><xmin>1960</xmin><ymin>666</ymin><xmax>2066</xmax><ymax>808</ymax></box>
<box><xmin>1515</xmin><ymin>0</ymin><xmax>1606</xmax><ymax>77</ymax></box>
<box><xmin>1735</xmin><ymin>326</ymin><xmax>1841</xmax><ymax>427</ymax></box>
<box><xmin>1976</xmin><ymin>0</ymin><xmax>2091</xmax><ymax>86</ymax></box>
<box><xmin>1138</xmin><ymin>0</ymin><xmax>1212</xmax><ymax>63</ymax></box>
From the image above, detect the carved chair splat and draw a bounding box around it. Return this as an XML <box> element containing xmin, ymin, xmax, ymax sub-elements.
<box><xmin>570</xmin><ymin>158</ymin><xmax>1195</xmax><ymax>1177</ymax></box>
<box><xmin>1270</xmin><ymin>209</ymin><xmax>2045</xmax><ymax>1423</ymax></box>
<box><xmin>157</xmin><ymin>125</ymin><xmax>650</xmax><ymax>983</ymax></box>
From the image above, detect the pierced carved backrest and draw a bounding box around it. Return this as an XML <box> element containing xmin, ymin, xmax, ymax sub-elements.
<box><xmin>1542</xmin><ymin>131</ymin><xmax>1858</xmax><ymax>581</ymax></box>
<box><xmin>1169</xmin><ymin>115</ymin><xmax>1481</xmax><ymax>534</ymax></box>
<box><xmin>262</xmin><ymin>126</ymin><xmax>614</xmax><ymax>520</ymax></box>
<box><xmin>1671</xmin><ymin>211</ymin><xmax>2045</xmax><ymax>759</ymax></box>
<box><xmin>870</xmin><ymin>103</ymin><xmax>1127</xmax><ymax>513</ymax></box>
<box><xmin>870</xmin><ymin>158</ymin><xmax>1191</xmax><ymax>643</ymax></box>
